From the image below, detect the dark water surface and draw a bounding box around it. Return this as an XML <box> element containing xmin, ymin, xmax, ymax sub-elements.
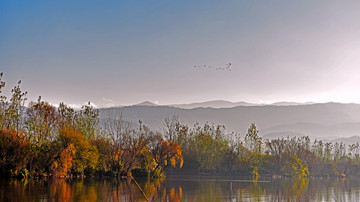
<box><xmin>1</xmin><ymin>176</ymin><xmax>359</xmax><ymax>201</ymax></box>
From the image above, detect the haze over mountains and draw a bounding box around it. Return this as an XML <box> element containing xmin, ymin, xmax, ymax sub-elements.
<box><xmin>172</xmin><ymin>100</ymin><xmax>259</xmax><ymax>109</ymax></box>
<box><xmin>133</xmin><ymin>100</ymin><xmax>315</xmax><ymax>108</ymax></box>
<box><xmin>99</xmin><ymin>101</ymin><xmax>360</xmax><ymax>141</ymax></box>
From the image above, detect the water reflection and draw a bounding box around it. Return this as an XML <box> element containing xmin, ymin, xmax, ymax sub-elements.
<box><xmin>1</xmin><ymin>177</ymin><xmax>360</xmax><ymax>201</ymax></box>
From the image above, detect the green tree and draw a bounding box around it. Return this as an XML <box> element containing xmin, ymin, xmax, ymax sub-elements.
<box><xmin>25</xmin><ymin>97</ymin><xmax>60</xmax><ymax>144</ymax></box>
<box><xmin>76</xmin><ymin>102</ymin><xmax>100</xmax><ymax>140</ymax></box>
<box><xmin>0</xmin><ymin>75</ymin><xmax>27</xmax><ymax>132</ymax></box>
<box><xmin>265</xmin><ymin>138</ymin><xmax>286</xmax><ymax>174</ymax></box>
<box><xmin>58</xmin><ymin>102</ymin><xmax>77</xmax><ymax>128</ymax></box>
<box><xmin>0</xmin><ymin>72</ymin><xmax>6</xmax><ymax>128</ymax></box>
<box><xmin>223</xmin><ymin>132</ymin><xmax>243</xmax><ymax>172</ymax></box>
<box><xmin>244</xmin><ymin>123</ymin><xmax>263</xmax><ymax>179</ymax></box>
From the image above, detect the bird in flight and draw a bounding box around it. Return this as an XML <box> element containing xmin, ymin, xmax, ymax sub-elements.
<box><xmin>193</xmin><ymin>62</ymin><xmax>232</xmax><ymax>71</ymax></box>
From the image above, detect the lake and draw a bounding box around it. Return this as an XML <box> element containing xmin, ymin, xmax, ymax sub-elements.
<box><xmin>1</xmin><ymin>176</ymin><xmax>359</xmax><ymax>201</ymax></box>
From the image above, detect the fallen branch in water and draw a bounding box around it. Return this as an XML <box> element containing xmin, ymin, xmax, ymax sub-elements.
<box><xmin>330</xmin><ymin>194</ymin><xmax>337</xmax><ymax>202</ymax></box>
<box><xmin>120</xmin><ymin>166</ymin><xmax>149</xmax><ymax>202</ymax></box>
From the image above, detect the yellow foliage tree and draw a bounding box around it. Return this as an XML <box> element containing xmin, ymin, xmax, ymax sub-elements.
<box><xmin>58</xmin><ymin>127</ymin><xmax>99</xmax><ymax>175</ymax></box>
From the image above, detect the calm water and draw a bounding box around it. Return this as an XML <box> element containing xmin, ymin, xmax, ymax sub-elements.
<box><xmin>1</xmin><ymin>176</ymin><xmax>360</xmax><ymax>201</ymax></box>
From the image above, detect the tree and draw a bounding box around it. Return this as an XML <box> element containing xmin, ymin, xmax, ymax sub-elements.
<box><xmin>0</xmin><ymin>128</ymin><xmax>29</xmax><ymax>177</ymax></box>
<box><xmin>148</xmin><ymin>134</ymin><xmax>183</xmax><ymax>176</ymax></box>
<box><xmin>120</xmin><ymin>122</ymin><xmax>149</xmax><ymax>173</ymax></box>
<box><xmin>58</xmin><ymin>102</ymin><xmax>76</xmax><ymax>128</ymax></box>
<box><xmin>104</xmin><ymin>112</ymin><xmax>131</xmax><ymax>143</ymax></box>
<box><xmin>0</xmin><ymin>72</ymin><xmax>6</xmax><ymax>128</ymax></box>
<box><xmin>0</xmin><ymin>75</ymin><xmax>27</xmax><ymax>132</ymax></box>
<box><xmin>244</xmin><ymin>123</ymin><xmax>263</xmax><ymax>179</ymax></box>
<box><xmin>281</xmin><ymin>155</ymin><xmax>309</xmax><ymax>177</ymax></box>
<box><xmin>75</xmin><ymin>102</ymin><xmax>100</xmax><ymax>140</ymax></box>
<box><xmin>58</xmin><ymin>127</ymin><xmax>99</xmax><ymax>175</ymax></box>
<box><xmin>51</xmin><ymin>143</ymin><xmax>76</xmax><ymax>177</ymax></box>
<box><xmin>265</xmin><ymin>138</ymin><xmax>286</xmax><ymax>174</ymax></box>
<box><xmin>90</xmin><ymin>138</ymin><xmax>112</xmax><ymax>174</ymax></box>
<box><xmin>25</xmin><ymin>97</ymin><xmax>60</xmax><ymax>144</ymax></box>
<box><xmin>223</xmin><ymin>132</ymin><xmax>243</xmax><ymax>172</ymax></box>
<box><xmin>164</xmin><ymin>115</ymin><xmax>178</xmax><ymax>141</ymax></box>
<box><xmin>245</xmin><ymin>123</ymin><xmax>262</xmax><ymax>154</ymax></box>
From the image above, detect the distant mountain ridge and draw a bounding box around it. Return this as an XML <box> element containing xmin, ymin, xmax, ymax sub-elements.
<box><xmin>99</xmin><ymin>102</ymin><xmax>360</xmax><ymax>140</ymax></box>
<box><xmin>134</xmin><ymin>101</ymin><xmax>157</xmax><ymax>106</ymax></box>
<box><xmin>172</xmin><ymin>100</ymin><xmax>259</xmax><ymax>109</ymax></box>
<box><xmin>121</xmin><ymin>100</ymin><xmax>316</xmax><ymax>109</ymax></box>
<box><xmin>271</xmin><ymin>101</ymin><xmax>315</xmax><ymax>106</ymax></box>
<box><xmin>331</xmin><ymin>136</ymin><xmax>360</xmax><ymax>145</ymax></box>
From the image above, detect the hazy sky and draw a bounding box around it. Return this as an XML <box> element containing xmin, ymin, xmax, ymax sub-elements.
<box><xmin>1</xmin><ymin>1</ymin><xmax>360</xmax><ymax>108</ymax></box>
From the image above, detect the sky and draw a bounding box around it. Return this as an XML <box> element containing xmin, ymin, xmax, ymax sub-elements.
<box><xmin>1</xmin><ymin>1</ymin><xmax>360</xmax><ymax>108</ymax></box>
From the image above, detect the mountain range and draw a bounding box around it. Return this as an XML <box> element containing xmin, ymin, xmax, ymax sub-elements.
<box><xmin>99</xmin><ymin>101</ymin><xmax>360</xmax><ymax>141</ymax></box>
<box><xmin>132</xmin><ymin>100</ymin><xmax>315</xmax><ymax>109</ymax></box>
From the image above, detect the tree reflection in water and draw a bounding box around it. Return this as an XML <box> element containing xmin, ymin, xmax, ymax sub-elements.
<box><xmin>2</xmin><ymin>177</ymin><xmax>360</xmax><ymax>201</ymax></box>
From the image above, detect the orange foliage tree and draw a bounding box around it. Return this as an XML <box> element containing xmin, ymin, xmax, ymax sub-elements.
<box><xmin>148</xmin><ymin>134</ymin><xmax>183</xmax><ymax>175</ymax></box>
<box><xmin>0</xmin><ymin>128</ymin><xmax>29</xmax><ymax>177</ymax></box>
<box><xmin>52</xmin><ymin>143</ymin><xmax>76</xmax><ymax>177</ymax></box>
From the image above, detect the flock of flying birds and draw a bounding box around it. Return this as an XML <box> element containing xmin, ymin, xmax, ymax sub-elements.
<box><xmin>193</xmin><ymin>62</ymin><xmax>232</xmax><ymax>71</ymax></box>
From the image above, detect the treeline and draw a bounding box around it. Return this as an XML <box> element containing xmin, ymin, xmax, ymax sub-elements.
<box><xmin>0</xmin><ymin>73</ymin><xmax>183</xmax><ymax>178</ymax></box>
<box><xmin>2</xmin><ymin>73</ymin><xmax>360</xmax><ymax>179</ymax></box>
<box><xmin>168</xmin><ymin>119</ymin><xmax>360</xmax><ymax>178</ymax></box>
